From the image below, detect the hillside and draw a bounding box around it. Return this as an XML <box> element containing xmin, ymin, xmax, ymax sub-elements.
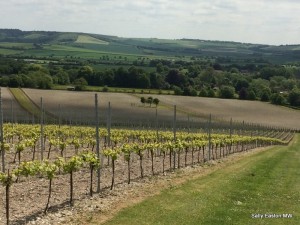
<box><xmin>1</xmin><ymin>29</ymin><xmax>300</xmax><ymax>63</ymax></box>
<box><xmin>3</xmin><ymin>88</ymin><xmax>298</xmax><ymax>130</ymax></box>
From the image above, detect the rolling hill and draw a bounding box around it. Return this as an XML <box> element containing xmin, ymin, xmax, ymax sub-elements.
<box><xmin>1</xmin><ymin>29</ymin><xmax>300</xmax><ymax>63</ymax></box>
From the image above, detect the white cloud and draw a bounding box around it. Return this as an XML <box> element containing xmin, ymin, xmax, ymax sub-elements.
<box><xmin>0</xmin><ymin>0</ymin><xmax>300</xmax><ymax>45</ymax></box>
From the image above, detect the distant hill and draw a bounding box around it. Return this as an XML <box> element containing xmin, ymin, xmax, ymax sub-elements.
<box><xmin>1</xmin><ymin>29</ymin><xmax>300</xmax><ymax>63</ymax></box>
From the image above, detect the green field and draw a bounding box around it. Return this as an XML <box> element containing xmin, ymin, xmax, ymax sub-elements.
<box><xmin>1</xmin><ymin>29</ymin><xmax>299</xmax><ymax>63</ymax></box>
<box><xmin>100</xmin><ymin>135</ymin><xmax>300</xmax><ymax>225</ymax></box>
<box><xmin>75</xmin><ymin>34</ymin><xmax>109</xmax><ymax>45</ymax></box>
<box><xmin>0</xmin><ymin>48</ymin><xmax>23</xmax><ymax>55</ymax></box>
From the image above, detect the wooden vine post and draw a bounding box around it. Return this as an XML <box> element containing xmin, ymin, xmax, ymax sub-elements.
<box><xmin>173</xmin><ymin>105</ymin><xmax>177</xmax><ymax>169</ymax></box>
<box><xmin>107</xmin><ymin>102</ymin><xmax>111</xmax><ymax>148</ymax></box>
<box><xmin>0</xmin><ymin>88</ymin><xmax>5</xmax><ymax>172</ymax></box>
<box><xmin>95</xmin><ymin>94</ymin><xmax>101</xmax><ymax>192</ymax></box>
<box><xmin>40</xmin><ymin>97</ymin><xmax>44</xmax><ymax>161</ymax></box>
<box><xmin>208</xmin><ymin>114</ymin><xmax>212</xmax><ymax>161</ymax></box>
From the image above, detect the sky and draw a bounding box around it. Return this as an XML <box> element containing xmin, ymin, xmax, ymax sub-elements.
<box><xmin>1</xmin><ymin>0</ymin><xmax>300</xmax><ymax>45</ymax></box>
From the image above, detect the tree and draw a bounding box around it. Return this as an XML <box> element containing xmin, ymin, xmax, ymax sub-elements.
<box><xmin>183</xmin><ymin>86</ymin><xmax>197</xmax><ymax>96</ymax></box>
<box><xmin>140</xmin><ymin>97</ymin><xmax>146</xmax><ymax>106</ymax></box>
<box><xmin>153</xmin><ymin>98</ymin><xmax>160</xmax><ymax>107</ymax></box>
<box><xmin>219</xmin><ymin>86</ymin><xmax>235</xmax><ymax>99</ymax></box>
<box><xmin>260</xmin><ymin>88</ymin><xmax>271</xmax><ymax>102</ymax></box>
<box><xmin>173</xmin><ymin>86</ymin><xmax>183</xmax><ymax>95</ymax></box>
<box><xmin>249</xmin><ymin>78</ymin><xmax>270</xmax><ymax>98</ymax></box>
<box><xmin>54</xmin><ymin>70</ymin><xmax>70</xmax><ymax>85</ymax></box>
<box><xmin>73</xmin><ymin>77</ymin><xmax>88</xmax><ymax>91</ymax></box>
<box><xmin>147</xmin><ymin>96</ymin><xmax>153</xmax><ymax>107</ymax></box>
<box><xmin>239</xmin><ymin>87</ymin><xmax>248</xmax><ymax>100</ymax></box>
<box><xmin>247</xmin><ymin>90</ymin><xmax>257</xmax><ymax>100</ymax></box>
<box><xmin>207</xmin><ymin>88</ymin><xmax>216</xmax><ymax>98</ymax></box>
<box><xmin>199</xmin><ymin>89</ymin><xmax>208</xmax><ymax>97</ymax></box>
<box><xmin>271</xmin><ymin>93</ymin><xmax>286</xmax><ymax>105</ymax></box>
<box><xmin>166</xmin><ymin>69</ymin><xmax>187</xmax><ymax>87</ymax></box>
<box><xmin>234</xmin><ymin>78</ymin><xmax>249</xmax><ymax>92</ymax></box>
<box><xmin>288</xmin><ymin>89</ymin><xmax>300</xmax><ymax>107</ymax></box>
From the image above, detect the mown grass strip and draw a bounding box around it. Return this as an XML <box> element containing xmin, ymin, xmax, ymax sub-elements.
<box><xmin>102</xmin><ymin>135</ymin><xmax>300</xmax><ymax>225</ymax></box>
<box><xmin>9</xmin><ymin>88</ymin><xmax>42</xmax><ymax>118</ymax></box>
<box><xmin>9</xmin><ymin>88</ymin><xmax>58</xmax><ymax>123</ymax></box>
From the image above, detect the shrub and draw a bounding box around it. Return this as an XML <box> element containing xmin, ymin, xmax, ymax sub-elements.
<box><xmin>219</xmin><ymin>86</ymin><xmax>235</xmax><ymax>99</ymax></box>
<box><xmin>102</xmin><ymin>85</ymin><xmax>109</xmax><ymax>92</ymax></box>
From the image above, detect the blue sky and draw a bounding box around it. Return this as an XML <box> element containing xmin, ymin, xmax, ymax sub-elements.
<box><xmin>1</xmin><ymin>0</ymin><xmax>300</xmax><ymax>45</ymax></box>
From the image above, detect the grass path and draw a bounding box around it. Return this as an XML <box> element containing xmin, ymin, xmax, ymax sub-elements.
<box><xmin>102</xmin><ymin>135</ymin><xmax>300</xmax><ymax>225</ymax></box>
<box><xmin>9</xmin><ymin>88</ymin><xmax>42</xmax><ymax>117</ymax></box>
<box><xmin>9</xmin><ymin>88</ymin><xmax>57</xmax><ymax>122</ymax></box>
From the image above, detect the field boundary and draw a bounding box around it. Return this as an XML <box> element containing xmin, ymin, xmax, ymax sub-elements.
<box><xmin>9</xmin><ymin>88</ymin><xmax>58</xmax><ymax>122</ymax></box>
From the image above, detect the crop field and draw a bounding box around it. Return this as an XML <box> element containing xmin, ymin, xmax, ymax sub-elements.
<box><xmin>19</xmin><ymin>89</ymin><xmax>188</xmax><ymax>126</ymax></box>
<box><xmin>0</xmin><ymin>42</ymin><xmax>34</xmax><ymax>49</ymax></box>
<box><xmin>1</xmin><ymin>88</ymin><xmax>29</xmax><ymax>122</ymax></box>
<box><xmin>75</xmin><ymin>35</ymin><xmax>109</xmax><ymax>45</ymax></box>
<box><xmin>0</xmin><ymin>49</ymin><xmax>23</xmax><ymax>55</ymax></box>
<box><xmin>0</xmin><ymin>87</ymin><xmax>297</xmax><ymax>224</ymax></box>
<box><xmin>3</xmin><ymin>88</ymin><xmax>298</xmax><ymax>130</ymax></box>
<box><xmin>137</xmin><ymin>94</ymin><xmax>300</xmax><ymax>130</ymax></box>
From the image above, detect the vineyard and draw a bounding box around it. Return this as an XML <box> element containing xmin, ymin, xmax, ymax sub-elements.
<box><xmin>0</xmin><ymin>122</ymin><xmax>294</xmax><ymax>225</ymax></box>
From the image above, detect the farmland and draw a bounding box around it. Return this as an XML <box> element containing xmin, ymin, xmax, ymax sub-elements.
<box><xmin>0</xmin><ymin>28</ymin><xmax>299</xmax><ymax>225</ymax></box>
<box><xmin>99</xmin><ymin>135</ymin><xmax>300</xmax><ymax>225</ymax></box>
<box><xmin>1</xmin><ymin>29</ymin><xmax>300</xmax><ymax>63</ymax></box>
<box><xmin>11</xmin><ymin>88</ymin><xmax>299</xmax><ymax>130</ymax></box>
<box><xmin>0</xmin><ymin>87</ymin><xmax>297</xmax><ymax>224</ymax></box>
<box><xmin>0</xmin><ymin>122</ymin><xmax>292</xmax><ymax>224</ymax></box>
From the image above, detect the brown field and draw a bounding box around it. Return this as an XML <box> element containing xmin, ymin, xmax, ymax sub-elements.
<box><xmin>1</xmin><ymin>87</ymin><xmax>30</xmax><ymax>122</ymax></box>
<box><xmin>3</xmin><ymin>88</ymin><xmax>299</xmax><ymax>130</ymax></box>
<box><xmin>22</xmin><ymin>89</ymin><xmax>190</xmax><ymax>126</ymax></box>
<box><xmin>137</xmin><ymin>94</ymin><xmax>300</xmax><ymax>130</ymax></box>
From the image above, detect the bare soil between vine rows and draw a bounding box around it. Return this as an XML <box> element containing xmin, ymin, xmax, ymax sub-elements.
<box><xmin>0</xmin><ymin>144</ymin><xmax>271</xmax><ymax>225</ymax></box>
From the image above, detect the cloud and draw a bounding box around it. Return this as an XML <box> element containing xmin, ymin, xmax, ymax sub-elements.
<box><xmin>0</xmin><ymin>0</ymin><xmax>300</xmax><ymax>45</ymax></box>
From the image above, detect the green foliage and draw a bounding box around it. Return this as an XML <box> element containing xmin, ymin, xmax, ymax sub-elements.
<box><xmin>219</xmin><ymin>86</ymin><xmax>235</xmax><ymax>99</ymax></box>
<box><xmin>0</xmin><ymin>172</ymin><xmax>14</xmax><ymax>187</ymax></box>
<box><xmin>153</xmin><ymin>98</ymin><xmax>159</xmax><ymax>106</ymax></box>
<box><xmin>14</xmin><ymin>161</ymin><xmax>41</xmax><ymax>177</ymax></box>
<box><xmin>102</xmin><ymin>85</ymin><xmax>109</xmax><ymax>92</ymax></box>
<box><xmin>199</xmin><ymin>88</ymin><xmax>207</xmax><ymax>97</ymax></box>
<box><xmin>73</xmin><ymin>77</ymin><xmax>88</xmax><ymax>91</ymax></box>
<box><xmin>122</xmin><ymin>144</ymin><xmax>132</xmax><ymax>162</ymax></box>
<box><xmin>247</xmin><ymin>90</ymin><xmax>257</xmax><ymax>100</ymax></box>
<box><xmin>63</xmin><ymin>155</ymin><xmax>84</xmax><ymax>173</ymax></box>
<box><xmin>80</xmin><ymin>152</ymin><xmax>100</xmax><ymax>168</ymax></box>
<box><xmin>103</xmin><ymin>148</ymin><xmax>120</xmax><ymax>161</ymax></box>
<box><xmin>173</xmin><ymin>85</ymin><xmax>183</xmax><ymax>95</ymax></box>
<box><xmin>238</xmin><ymin>87</ymin><xmax>248</xmax><ymax>100</ymax></box>
<box><xmin>206</xmin><ymin>88</ymin><xmax>216</xmax><ymax>98</ymax></box>
<box><xmin>271</xmin><ymin>93</ymin><xmax>286</xmax><ymax>105</ymax></box>
<box><xmin>288</xmin><ymin>88</ymin><xmax>300</xmax><ymax>107</ymax></box>
<box><xmin>260</xmin><ymin>88</ymin><xmax>272</xmax><ymax>102</ymax></box>
<box><xmin>183</xmin><ymin>86</ymin><xmax>198</xmax><ymax>96</ymax></box>
<box><xmin>41</xmin><ymin>160</ymin><xmax>59</xmax><ymax>180</ymax></box>
<box><xmin>146</xmin><ymin>96</ymin><xmax>153</xmax><ymax>106</ymax></box>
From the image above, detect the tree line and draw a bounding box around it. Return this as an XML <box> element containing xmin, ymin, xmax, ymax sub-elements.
<box><xmin>0</xmin><ymin>56</ymin><xmax>299</xmax><ymax>107</ymax></box>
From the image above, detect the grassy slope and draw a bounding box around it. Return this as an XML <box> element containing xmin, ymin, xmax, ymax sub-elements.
<box><xmin>19</xmin><ymin>88</ymin><xmax>299</xmax><ymax>129</ymax></box>
<box><xmin>1</xmin><ymin>30</ymin><xmax>300</xmax><ymax>63</ymax></box>
<box><xmin>9</xmin><ymin>88</ymin><xmax>57</xmax><ymax>122</ymax></box>
<box><xmin>9</xmin><ymin>88</ymin><xmax>42</xmax><ymax>117</ymax></box>
<box><xmin>139</xmin><ymin>94</ymin><xmax>300</xmax><ymax>130</ymax></box>
<box><xmin>103</xmin><ymin>135</ymin><xmax>300</xmax><ymax>225</ymax></box>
